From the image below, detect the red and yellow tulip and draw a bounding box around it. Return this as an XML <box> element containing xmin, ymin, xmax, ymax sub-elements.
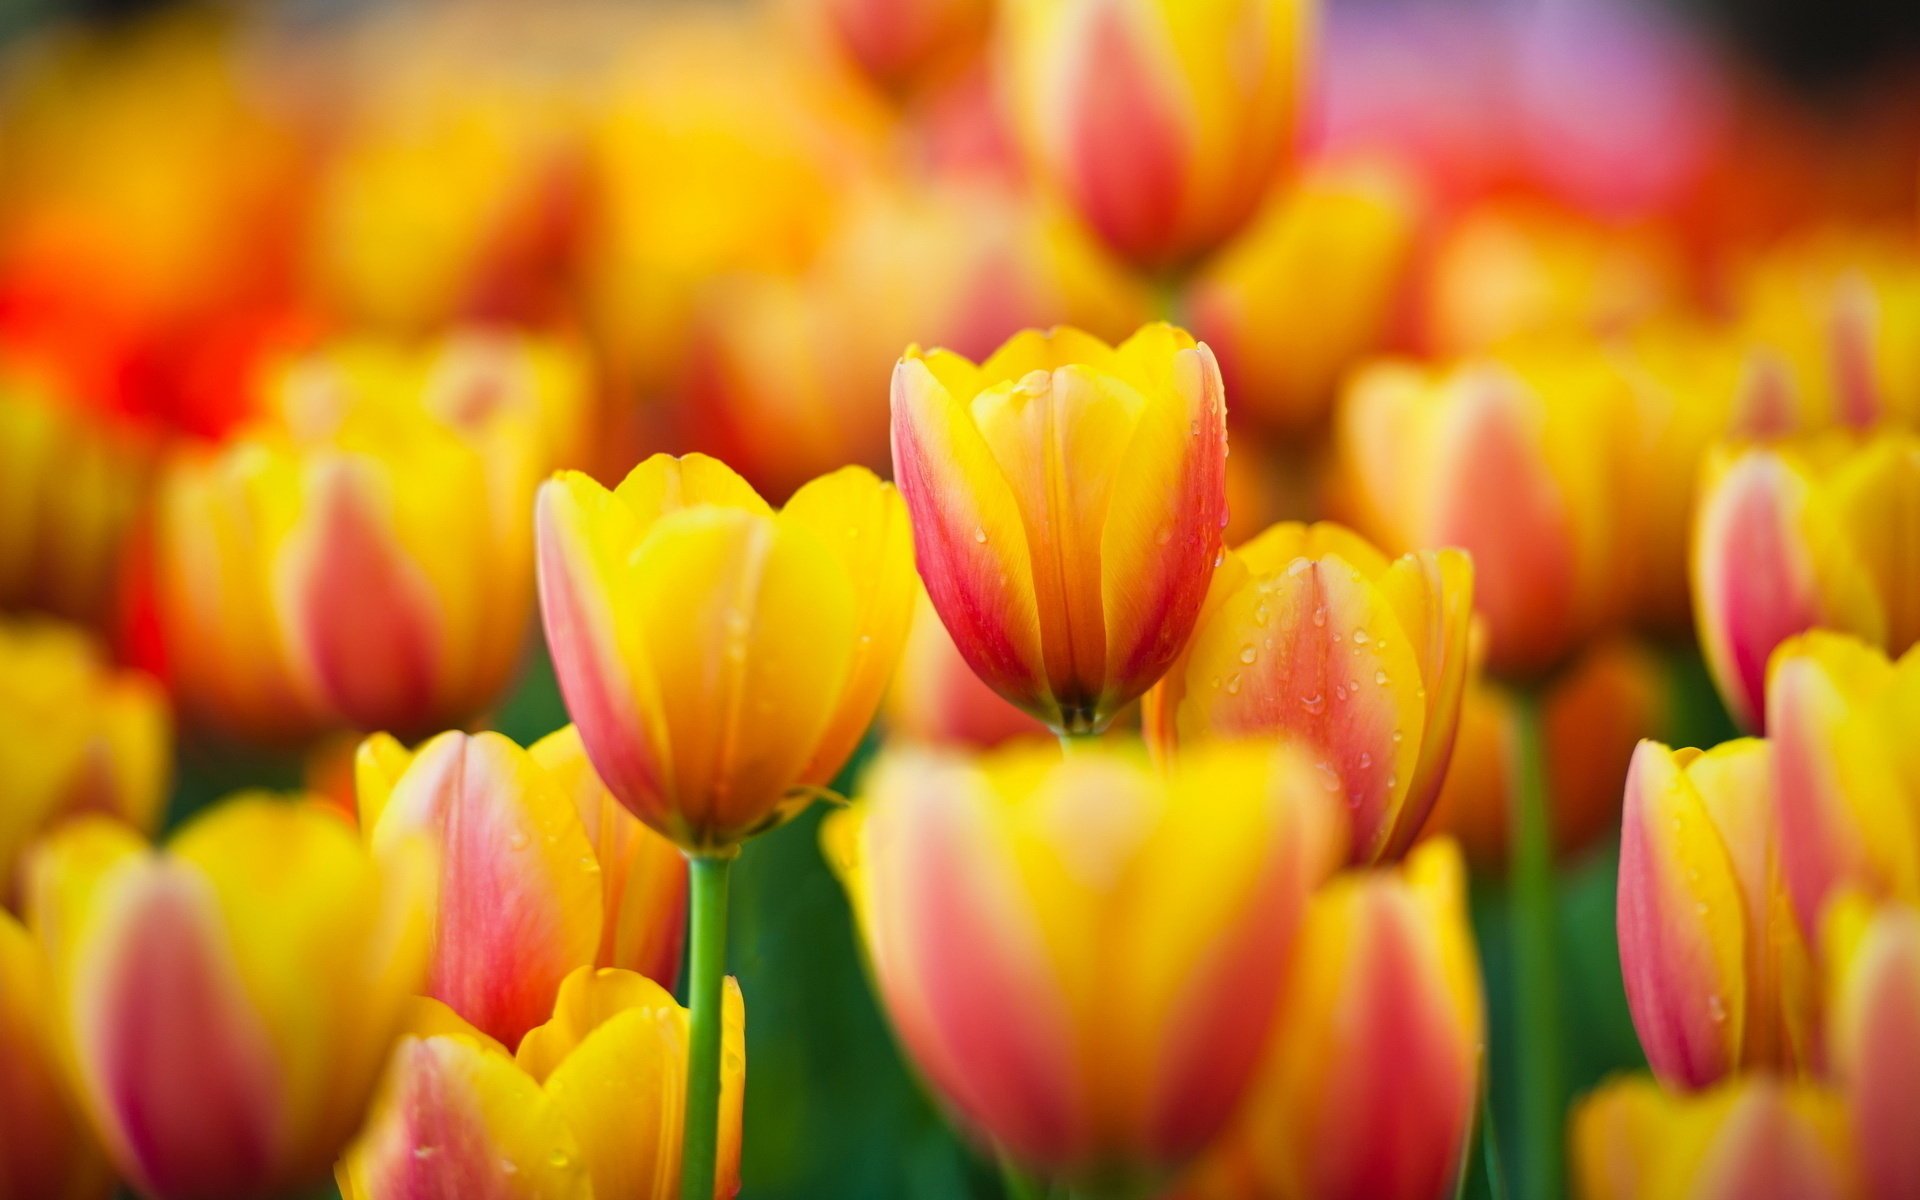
<box><xmin>1145</xmin><ymin>521</ymin><xmax>1473</xmax><ymax>864</ymax></box>
<box><xmin>1617</xmin><ymin>738</ymin><xmax>1815</xmax><ymax>1088</ymax></box>
<box><xmin>800</xmin><ymin>0</ymin><xmax>992</xmax><ymax>93</ymax></box>
<box><xmin>883</xmin><ymin>586</ymin><xmax>1050</xmax><ymax>749</ymax></box>
<box><xmin>1769</xmin><ymin>631</ymin><xmax>1920</xmax><ymax>940</ymax></box>
<box><xmin>340</xmin><ymin>968</ymin><xmax>746</xmax><ymax>1200</ymax></box>
<box><xmin>1823</xmin><ymin>895</ymin><xmax>1920</xmax><ymax>1200</ymax></box>
<box><xmin>1572</xmin><ymin>1076</ymin><xmax>1857</xmax><ymax>1200</ymax></box>
<box><xmin>890</xmin><ymin>324</ymin><xmax>1229</xmax><ymax>734</ymax></box>
<box><xmin>999</xmin><ymin>0</ymin><xmax>1312</xmax><ymax>270</ymax></box>
<box><xmin>355</xmin><ymin>727</ymin><xmax>687</xmax><ymax>1050</ymax></box>
<box><xmin>1694</xmin><ymin>433</ymin><xmax>1920</xmax><ymax>732</ymax></box>
<box><xmin>0</xmin><ymin>619</ymin><xmax>168</xmax><ymax>899</ymax></box>
<box><xmin>24</xmin><ymin>798</ymin><xmax>431</xmax><ymax>1200</ymax></box>
<box><xmin>1178</xmin><ymin>839</ymin><xmax>1484</xmax><ymax>1200</ymax></box>
<box><xmin>0</xmin><ymin>911</ymin><xmax>109</xmax><ymax>1200</ymax></box>
<box><xmin>824</xmin><ymin>741</ymin><xmax>1335</xmax><ymax>1187</ymax></box>
<box><xmin>536</xmin><ymin>453</ymin><xmax>916</xmax><ymax>853</ymax></box>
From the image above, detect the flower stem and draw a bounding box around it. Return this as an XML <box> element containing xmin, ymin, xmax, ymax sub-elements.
<box><xmin>1507</xmin><ymin>690</ymin><xmax>1562</xmax><ymax>1200</ymax></box>
<box><xmin>999</xmin><ymin>1157</ymin><xmax>1049</xmax><ymax>1200</ymax></box>
<box><xmin>681</xmin><ymin>853</ymin><xmax>733</xmax><ymax>1200</ymax></box>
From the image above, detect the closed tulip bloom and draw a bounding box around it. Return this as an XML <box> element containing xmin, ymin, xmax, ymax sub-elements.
<box><xmin>1178</xmin><ymin>839</ymin><xmax>1484</xmax><ymax>1200</ymax></box>
<box><xmin>341</xmin><ymin>967</ymin><xmax>744</xmax><ymax>1200</ymax></box>
<box><xmin>806</xmin><ymin>0</ymin><xmax>992</xmax><ymax>92</ymax></box>
<box><xmin>1693</xmin><ymin>433</ymin><xmax>1920</xmax><ymax>732</ymax></box>
<box><xmin>0</xmin><ymin>912</ymin><xmax>110</xmax><ymax>1200</ymax></box>
<box><xmin>891</xmin><ymin>324</ymin><xmax>1229</xmax><ymax>735</ymax></box>
<box><xmin>1000</xmin><ymin>0</ymin><xmax>1311</xmax><ymax>270</ymax></box>
<box><xmin>0</xmin><ymin>620</ymin><xmax>168</xmax><ymax>897</ymax></box>
<box><xmin>537</xmin><ymin>454</ymin><xmax>915</xmax><ymax>853</ymax></box>
<box><xmin>824</xmin><ymin>742</ymin><xmax>1334</xmax><ymax>1187</ymax></box>
<box><xmin>1145</xmin><ymin>522</ymin><xmax>1473</xmax><ymax>864</ymax></box>
<box><xmin>1188</xmin><ymin>162</ymin><xmax>1422</xmax><ymax>433</ymax></box>
<box><xmin>1336</xmin><ymin>349</ymin><xmax>1633</xmax><ymax>674</ymax></box>
<box><xmin>1769</xmin><ymin>632</ymin><xmax>1920</xmax><ymax>940</ymax></box>
<box><xmin>1823</xmin><ymin>896</ymin><xmax>1920</xmax><ymax>1200</ymax></box>
<box><xmin>883</xmin><ymin>586</ymin><xmax>1050</xmax><ymax>749</ymax></box>
<box><xmin>1572</xmin><ymin>1076</ymin><xmax>1857</xmax><ymax>1200</ymax></box>
<box><xmin>355</xmin><ymin>728</ymin><xmax>686</xmax><ymax>1049</ymax></box>
<box><xmin>24</xmin><ymin>799</ymin><xmax>431</xmax><ymax>1200</ymax></box>
<box><xmin>1617</xmin><ymin>739</ymin><xmax>1815</xmax><ymax>1088</ymax></box>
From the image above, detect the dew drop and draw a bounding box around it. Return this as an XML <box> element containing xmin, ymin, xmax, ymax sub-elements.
<box><xmin>1352</xmin><ymin>628</ymin><xmax>1370</xmax><ymax>645</ymax></box>
<box><xmin>1226</xmin><ymin>674</ymin><xmax>1242</xmax><ymax>695</ymax></box>
<box><xmin>1213</xmin><ymin>549</ymin><xmax>1225</xmax><ymax>568</ymax></box>
<box><xmin>1375</xmin><ymin>669</ymin><xmax>1390</xmax><ymax>685</ymax></box>
<box><xmin>1210</xmin><ymin>676</ymin><xmax>1222</xmax><ymax>690</ymax></box>
<box><xmin>501</xmin><ymin>1158</ymin><xmax>519</xmax><ymax>1177</ymax></box>
<box><xmin>507</xmin><ymin>830</ymin><xmax>530</xmax><ymax>851</ymax></box>
<box><xmin>1238</xmin><ymin>644</ymin><xmax>1258</xmax><ymax>664</ymax></box>
<box><xmin>1334</xmin><ymin>683</ymin><xmax>1348</xmax><ymax>702</ymax></box>
<box><xmin>1156</xmin><ymin>526</ymin><xmax>1173</xmax><ymax>546</ymax></box>
<box><xmin>1301</xmin><ymin>692</ymin><xmax>1325</xmax><ymax>714</ymax></box>
<box><xmin>1190</xmin><ymin>419</ymin><xmax>1201</xmax><ymax>436</ymax></box>
<box><xmin>973</xmin><ymin>526</ymin><xmax>988</xmax><ymax>544</ymax></box>
<box><xmin>1707</xmin><ymin>994</ymin><xmax>1727</xmax><ymax>1024</ymax></box>
<box><xmin>1385</xmin><ymin>772</ymin><xmax>1398</xmax><ymax>790</ymax></box>
<box><xmin>1391</xmin><ymin>729</ymin><xmax>1404</xmax><ymax>744</ymax></box>
<box><xmin>413</xmin><ymin>1146</ymin><xmax>439</xmax><ymax>1161</ymax></box>
<box><xmin>1316</xmin><ymin>761</ymin><xmax>1342</xmax><ymax>793</ymax></box>
<box><xmin>1311</xmin><ymin>604</ymin><xmax>1327</xmax><ymax>627</ymax></box>
<box><xmin>1358</xmin><ymin>752</ymin><xmax>1373</xmax><ymax>769</ymax></box>
<box><xmin>1253</xmin><ymin>603</ymin><xmax>1270</xmax><ymax>627</ymax></box>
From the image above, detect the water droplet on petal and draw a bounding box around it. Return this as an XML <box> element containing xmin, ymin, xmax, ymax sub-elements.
<box><xmin>1358</xmin><ymin>752</ymin><xmax>1372</xmax><ymax>769</ymax></box>
<box><xmin>1707</xmin><ymin>994</ymin><xmax>1727</xmax><ymax>1023</ymax></box>
<box><xmin>1226</xmin><ymin>673</ymin><xmax>1242</xmax><ymax>694</ymax></box>
<box><xmin>1311</xmin><ymin>604</ymin><xmax>1327</xmax><ymax>627</ymax></box>
<box><xmin>1352</xmin><ymin>628</ymin><xmax>1370</xmax><ymax>645</ymax></box>
<box><xmin>1375</xmin><ymin>669</ymin><xmax>1389</xmax><ymax>685</ymax></box>
<box><xmin>1301</xmin><ymin>692</ymin><xmax>1325</xmax><ymax>714</ymax></box>
<box><xmin>1238</xmin><ymin>644</ymin><xmax>1257</xmax><ymax>664</ymax></box>
<box><xmin>507</xmin><ymin>830</ymin><xmax>530</xmax><ymax>851</ymax></box>
<box><xmin>1391</xmin><ymin>729</ymin><xmax>1404</xmax><ymax>743</ymax></box>
<box><xmin>1156</xmin><ymin>526</ymin><xmax>1172</xmax><ymax>546</ymax></box>
<box><xmin>414</xmin><ymin>1146</ymin><xmax>439</xmax><ymax>1161</ymax></box>
<box><xmin>973</xmin><ymin>526</ymin><xmax>988</xmax><ymax>544</ymax></box>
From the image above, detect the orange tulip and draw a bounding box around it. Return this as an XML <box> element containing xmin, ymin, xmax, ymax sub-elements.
<box><xmin>536</xmin><ymin>453</ymin><xmax>916</xmax><ymax>853</ymax></box>
<box><xmin>1178</xmin><ymin>839</ymin><xmax>1484</xmax><ymax>1200</ymax></box>
<box><xmin>890</xmin><ymin>324</ymin><xmax>1229</xmax><ymax>734</ymax></box>
<box><xmin>1145</xmin><ymin>521</ymin><xmax>1473</xmax><ymax>863</ymax></box>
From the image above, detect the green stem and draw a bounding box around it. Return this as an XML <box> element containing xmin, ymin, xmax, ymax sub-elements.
<box><xmin>681</xmin><ymin>854</ymin><xmax>733</xmax><ymax>1200</ymax></box>
<box><xmin>999</xmin><ymin>1158</ymin><xmax>1049</xmax><ymax>1200</ymax></box>
<box><xmin>1508</xmin><ymin>691</ymin><xmax>1563</xmax><ymax>1200</ymax></box>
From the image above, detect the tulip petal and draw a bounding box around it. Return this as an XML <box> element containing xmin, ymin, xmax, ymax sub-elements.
<box><xmin>611</xmin><ymin>452</ymin><xmax>772</xmax><ymax>529</ymax></box>
<box><xmin>0</xmin><ymin>911</ymin><xmax>109</xmax><ymax>1200</ymax></box>
<box><xmin>1824</xmin><ymin>897</ymin><xmax>1920</xmax><ymax>1200</ymax></box>
<box><xmin>1373</xmin><ymin>548</ymin><xmax>1475</xmax><ymax>857</ymax></box>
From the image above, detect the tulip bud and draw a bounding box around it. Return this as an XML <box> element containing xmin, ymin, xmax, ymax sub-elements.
<box><xmin>0</xmin><ymin>911</ymin><xmax>110</xmax><ymax>1200</ymax></box>
<box><xmin>1693</xmin><ymin>434</ymin><xmax>1920</xmax><ymax>732</ymax></box>
<box><xmin>537</xmin><ymin>454</ymin><xmax>916</xmax><ymax>853</ymax></box>
<box><xmin>891</xmin><ymin>324</ymin><xmax>1229</xmax><ymax>734</ymax></box>
<box><xmin>1768</xmin><ymin>631</ymin><xmax>1920</xmax><ymax>939</ymax></box>
<box><xmin>1335</xmin><ymin>349</ymin><xmax>1633</xmax><ymax>675</ymax></box>
<box><xmin>825</xmin><ymin>741</ymin><xmax>1334</xmax><ymax>1186</ymax></box>
<box><xmin>355</xmin><ymin>728</ymin><xmax>687</xmax><ymax>1049</ymax></box>
<box><xmin>0</xmin><ymin>619</ymin><xmax>168</xmax><ymax>898</ymax></box>
<box><xmin>999</xmin><ymin>0</ymin><xmax>1311</xmax><ymax>270</ymax></box>
<box><xmin>1178</xmin><ymin>839</ymin><xmax>1484</xmax><ymax>1200</ymax></box>
<box><xmin>24</xmin><ymin>799</ymin><xmax>431</xmax><ymax>1200</ymax></box>
<box><xmin>884</xmin><ymin>586</ymin><xmax>1051</xmax><ymax>749</ymax></box>
<box><xmin>1188</xmin><ymin>162</ymin><xmax>1422</xmax><ymax>434</ymax></box>
<box><xmin>1618</xmin><ymin>739</ymin><xmax>1815</xmax><ymax>1088</ymax></box>
<box><xmin>802</xmin><ymin>0</ymin><xmax>992</xmax><ymax>93</ymax></box>
<box><xmin>1823</xmin><ymin>896</ymin><xmax>1920</xmax><ymax>1200</ymax></box>
<box><xmin>1146</xmin><ymin>522</ymin><xmax>1473</xmax><ymax>863</ymax></box>
<box><xmin>341</xmin><ymin>968</ymin><xmax>745</xmax><ymax>1200</ymax></box>
<box><xmin>1572</xmin><ymin>1076</ymin><xmax>1856</xmax><ymax>1200</ymax></box>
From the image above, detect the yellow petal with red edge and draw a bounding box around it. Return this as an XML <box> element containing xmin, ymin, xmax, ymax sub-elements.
<box><xmin>1823</xmin><ymin>894</ymin><xmax>1920</xmax><ymax>1200</ymax></box>
<box><xmin>0</xmin><ymin>910</ymin><xmax>110</xmax><ymax>1200</ymax></box>
<box><xmin>367</xmin><ymin>732</ymin><xmax>603</xmax><ymax>1048</ymax></box>
<box><xmin>21</xmin><ymin>815</ymin><xmax>147</xmax><ymax>999</ymax></box>
<box><xmin>890</xmin><ymin>354</ymin><xmax>1048</xmax><ymax>716</ymax></box>
<box><xmin>1373</xmin><ymin>547</ymin><xmax>1475</xmax><ymax>858</ymax></box>
<box><xmin>611</xmin><ymin>452</ymin><xmax>772</xmax><ymax>532</ymax></box>
<box><xmin>625</xmin><ymin>506</ymin><xmax>857</xmax><ymax>848</ymax></box>
<box><xmin>1572</xmin><ymin>1075</ymin><xmax>1669</xmax><ymax>1200</ymax></box>
<box><xmin>1826</xmin><ymin>434</ymin><xmax>1920</xmax><ymax>650</ymax></box>
<box><xmin>340</xmin><ymin>1008</ymin><xmax>590</xmax><ymax>1200</ymax></box>
<box><xmin>778</xmin><ymin>466</ymin><xmax>917</xmax><ymax>786</ymax></box>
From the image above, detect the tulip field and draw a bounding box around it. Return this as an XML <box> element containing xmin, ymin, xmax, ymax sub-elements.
<box><xmin>5</xmin><ymin>0</ymin><xmax>1920</xmax><ymax>1198</ymax></box>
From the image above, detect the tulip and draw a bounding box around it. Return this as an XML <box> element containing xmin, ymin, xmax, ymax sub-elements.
<box><xmin>1334</xmin><ymin>348</ymin><xmax>1633</xmax><ymax>674</ymax></box>
<box><xmin>355</xmin><ymin>727</ymin><xmax>687</xmax><ymax>1049</ymax></box>
<box><xmin>999</xmin><ymin>0</ymin><xmax>1312</xmax><ymax>270</ymax></box>
<box><xmin>824</xmin><ymin>741</ymin><xmax>1335</xmax><ymax>1187</ymax></box>
<box><xmin>0</xmin><ymin>619</ymin><xmax>168</xmax><ymax>898</ymax></box>
<box><xmin>0</xmin><ymin>370</ymin><xmax>153</xmax><ymax>626</ymax></box>
<box><xmin>1768</xmin><ymin>631</ymin><xmax>1920</xmax><ymax>938</ymax></box>
<box><xmin>1177</xmin><ymin>839</ymin><xmax>1484</xmax><ymax>1200</ymax></box>
<box><xmin>891</xmin><ymin>324</ymin><xmax>1229</xmax><ymax>735</ymax></box>
<box><xmin>1572</xmin><ymin>1076</ymin><xmax>1857</xmax><ymax>1200</ymax></box>
<box><xmin>1424</xmin><ymin>636</ymin><xmax>1669</xmax><ymax>869</ymax></box>
<box><xmin>1187</xmin><ymin>161</ymin><xmax>1422</xmax><ymax>433</ymax></box>
<box><xmin>156</xmin><ymin>334</ymin><xmax>578</xmax><ymax>744</ymax></box>
<box><xmin>1145</xmin><ymin>521</ymin><xmax>1473</xmax><ymax>864</ymax></box>
<box><xmin>1823</xmin><ymin>895</ymin><xmax>1920</xmax><ymax>1200</ymax></box>
<box><xmin>883</xmin><ymin>586</ymin><xmax>1050</xmax><ymax>749</ymax></box>
<box><xmin>23</xmin><ymin>798</ymin><xmax>431</xmax><ymax>1200</ymax></box>
<box><xmin>0</xmin><ymin>911</ymin><xmax>110</xmax><ymax>1200</ymax></box>
<box><xmin>805</xmin><ymin>0</ymin><xmax>993</xmax><ymax>93</ymax></box>
<box><xmin>339</xmin><ymin>967</ymin><xmax>746</xmax><ymax>1200</ymax></box>
<box><xmin>1617</xmin><ymin>738</ymin><xmax>1815</xmax><ymax>1088</ymax></box>
<box><xmin>1693</xmin><ymin>433</ymin><xmax>1920</xmax><ymax>732</ymax></box>
<box><xmin>536</xmin><ymin>453</ymin><xmax>915</xmax><ymax>852</ymax></box>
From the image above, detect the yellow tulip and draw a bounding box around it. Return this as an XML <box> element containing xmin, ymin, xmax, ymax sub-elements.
<box><xmin>23</xmin><ymin>798</ymin><xmax>431</xmax><ymax>1200</ymax></box>
<box><xmin>890</xmin><ymin>324</ymin><xmax>1229</xmax><ymax>734</ymax></box>
<box><xmin>1694</xmin><ymin>432</ymin><xmax>1920</xmax><ymax>731</ymax></box>
<box><xmin>999</xmin><ymin>0</ymin><xmax>1312</xmax><ymax>270</ymax></box>
<box><xmin>339</xmin><ymin>969</ymin><xmax>745</xmax><ymax>1200</ymax></box>
<box><xmin>1823</xmin><ymin>895</ymin><xmax>1920</xmax><ymax>1200</ymax></box>
<box><xmin>1145</xmin><ymin>521</ymin><xmax>1473</xmax><ymax>863</ymax></box>
<box><xmin>0</xmin><ymin>911</ymin><xmax>110</xmax><ymax>1200</ymax></box>
<box><xmin>0</xmin><ymin>618</ymin><xmax>168</xmax><ymax>898</ymax></box>
<box><xmin>355</xmin><ymin>727</ymin><xmax>687</xmax><ymax>1050</ymax></box>
<box><xmin>1572</xmin><ymin>1076</ymin><xmax>1857</xmax><ymax>1200</ymax></box>
<box><xmin>535</xmin><ymin>453</ymin><xmax>915</xmax><ymax>853</ymax></box>
<box><xmin>825</xmin><ymin>741</ymin><xmax>1336</xmax><ymax>1187</ymax></box>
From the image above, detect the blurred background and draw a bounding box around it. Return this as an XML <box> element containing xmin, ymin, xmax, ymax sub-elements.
<box><xmin>2</xmin><ymin>0</ymin><xmax>1919</xmax><ymax>1196</ymax></box>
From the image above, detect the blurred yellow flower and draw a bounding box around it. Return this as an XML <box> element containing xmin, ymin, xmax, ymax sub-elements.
<box><xmin>0</xmin><ymin>910</ymin><xmax>110</xmax><ymax>1200</ymax></box>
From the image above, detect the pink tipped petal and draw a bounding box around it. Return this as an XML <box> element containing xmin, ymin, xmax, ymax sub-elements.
<box><xmin>1830</xmin><ymin>904</ymin><xmax>1920</xmax><ymax>1200</ymax></box>
<box><xmin>1769</xmin><ymin>649</ymin><xmax>1877</xmax><ymax>938</ymax></box>
<box><xmin>1692</xmin><ymin>1086</ymin><xmax>1853</xmax><ymax>1200</ymax></box>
